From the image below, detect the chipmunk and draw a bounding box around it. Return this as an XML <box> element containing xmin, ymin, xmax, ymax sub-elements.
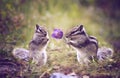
<box><xmin>29</xmin><ymin>24</ymin><xmax>49</xmax><ymax>66</ymax></box>
<box><xmin>13</xmin><ymin>24</ymin><xmax>49</xmax><ymax>66</ymax></box>
<box><xmin>65</xmin><ymin>25</ymin><xmax>98</xmax><ymax>65</ymax></box>
<box><xmin>65</xmin><ymin>25</ymin><xmax>113</xmax><ymax>65</ymax></box>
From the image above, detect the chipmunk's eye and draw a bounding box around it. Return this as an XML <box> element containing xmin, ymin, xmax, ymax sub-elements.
<box><xmin>38</xmin><ymin>28</ymin><xmax>42</xmax><ymax>32</ymax></box>
<box><xmin>70</xmin><ymin>38</ymin><xmax>73</xmax><ymax>40</ymax></box>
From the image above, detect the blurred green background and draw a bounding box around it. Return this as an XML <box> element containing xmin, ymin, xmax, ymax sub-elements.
<box><xmin>0</xmin><ymin>0</ymin><xmax>120</xmax><ymax>77</ymax></box>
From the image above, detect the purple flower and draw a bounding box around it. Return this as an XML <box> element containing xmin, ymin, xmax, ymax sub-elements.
<box><xmin>52</xmin><ymin>29</ymin><xmax>63</xmax><ymax>39</ymax></box>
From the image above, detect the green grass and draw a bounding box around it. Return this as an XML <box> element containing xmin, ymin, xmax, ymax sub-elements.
<box><xmin>23</xmin><ymin>0</ymin><xmax>110</xmax><ymax>46</ymax></box>
<box><xmin>13</xmin><ymin>0</ymin><xmax>119</xmax><ymax>77</ymax></box>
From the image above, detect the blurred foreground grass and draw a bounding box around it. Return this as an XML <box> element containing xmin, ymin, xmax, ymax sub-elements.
<box><xmin>0</xmin><ymin>0</ymin><xmax>120</xmax><ymax>77</ymax></box>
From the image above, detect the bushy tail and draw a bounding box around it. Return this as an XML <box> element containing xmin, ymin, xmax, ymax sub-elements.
<box><xmin>97</xmin><ymin>47</ymin><xmax>113</xmax><ymax>61</ymax></box>
<box><xmin>12</xmin><ymin>48</ymin><xmax>30</xmax><ymax>61</ymax></box>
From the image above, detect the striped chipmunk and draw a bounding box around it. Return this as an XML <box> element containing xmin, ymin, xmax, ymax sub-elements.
<box><xmin>65</xmin><ymin>25</ymin><xmax>113</xmax><ymax>65</ymax></box>
<box><xmin>29</xmin><ymin>24</ymin><xmax>49</xmax><ymax>66</ymax></box>
<box><xmin>65</xmin><ymin>25</ymin><xmax>98</xmax><ymax>65</ymax></box>
<box><xmin>13</xmin><ymin>24</ymin><xmax>49</xmax><ymax>66</ymax></box>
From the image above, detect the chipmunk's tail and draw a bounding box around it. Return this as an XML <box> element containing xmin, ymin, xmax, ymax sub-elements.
<box><xmin>97</xmin><ymin>47</ymin><xmax>114</xmax><ymax>61</ymax></box>
<box><xmin>12</xmin><ymin>48</ymin><xmax>30</xmax><ymax>61</ymax></box>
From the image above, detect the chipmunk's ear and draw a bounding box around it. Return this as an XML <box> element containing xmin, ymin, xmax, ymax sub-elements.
<box><xmin>36</xmin><ymin>24</ymin><xmax>39</xmax><ymax>30</ymax></box>
<box><xmin>78</xmin><ymin>25</ymin><xmax>83</xmax><ymax>31</ymax></box>
<box><xmin>78</xmin><ymin>25</ymin><xmax>88</xmax><ymax>36</ymax></box>
<box><xmin>35</xmin><ymin>24</ymin><xmax>41</xmax><ymax>33</ymax></box>
<box><xmin>78</xmin><ymin>25</ymin><xmax>86</xmax><ymax>33</ymax></box>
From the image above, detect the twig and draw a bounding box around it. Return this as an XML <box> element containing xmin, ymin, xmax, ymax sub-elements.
<box><xmin>39</xmin><ymin>68</ymin><xmax>53</xmax><ymax>78</ymax></box>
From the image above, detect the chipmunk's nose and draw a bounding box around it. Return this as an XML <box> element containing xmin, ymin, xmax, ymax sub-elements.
<box><xmin>47</xmin><ymin>38</ymin><xmax>49</xmax><ymax>41</ymax></box>
<box><xmin>65</xmin><ymin>35</ymin><xmax>69</xmax><ymax>38</ymax></box>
